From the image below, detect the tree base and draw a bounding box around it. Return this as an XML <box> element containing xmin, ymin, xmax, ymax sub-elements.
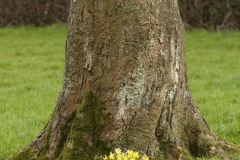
<box><xmin>8</xmin><ymin>92</ymin><xmax>239</xmax><ymax>160</ymax></box>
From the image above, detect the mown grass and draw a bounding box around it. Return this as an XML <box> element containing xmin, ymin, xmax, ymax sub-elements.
<box><xmin>0</xmin><ymin>25</ymin><xmax>239</xmax><ymax>159</ymax></box>
<box><xmin>0</xmin><ymin>24</ymin><xmax>66</xmax><ymax>159</ymax></box>
<box><xmin>185</xmin><ymin>30</ymin><xmax>240</xmax><ymax>159</ymax></box>
<box><xmin>185</xmin><ymin>30</ymin><xmax>240</xmax><ymax>144</ymax></box>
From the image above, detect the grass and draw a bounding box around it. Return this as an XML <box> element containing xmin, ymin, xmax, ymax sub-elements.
<box><xmin>0</xmin><ymin>25</ymin><xmax>239</xmax><ymax>159</ymax></box>
<box><xmin>0</xmin><ymin>24</ymin><xmax>66</xmax><ymax>159</ymax></box>
<box><xmin>185</xmin><ymin>30</ymin><xmax>240</xmax><ymax>144</ymax></box>
<box><xmin>185</xmin><ymin>30</ymin><xmax>240</xmax><ymax>159</ymax></box>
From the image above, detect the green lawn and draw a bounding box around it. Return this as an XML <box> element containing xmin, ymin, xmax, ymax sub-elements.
<box><xmin>0</xmin><ymin>25</ymin><xmax>239</xmax><ymax>159</ymax></box>
<box><xmin>0</xmin><ymin>24</ymin><xmax>66</xmax><ymax>159</ymax></box>
<box><xmin>185</xmin><ymin>30</ymin><xmax>240</xmax><ymax>159</ymax></box>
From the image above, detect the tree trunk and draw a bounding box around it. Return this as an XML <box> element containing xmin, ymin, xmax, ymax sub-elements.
<box><xmin>9</xmin><ymin>0</ymin><xmax>239</xmax><ymax>159</ymax></box>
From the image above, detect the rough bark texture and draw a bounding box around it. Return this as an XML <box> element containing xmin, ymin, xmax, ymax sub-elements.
<box><xmin>9</xmin><ymin>0</ymin><xmax>239</xmax><ymax>159</ymax></box>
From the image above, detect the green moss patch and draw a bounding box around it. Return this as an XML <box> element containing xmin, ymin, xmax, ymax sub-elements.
<box><xmin>57</xmin><ymin>91</ymin><xmax>111</xmax><ymax>159</ymax></box>
<box><xmin>9</xmin><ymin>148</ymin><xmax>36</xmax><ymax>160</ymax></box>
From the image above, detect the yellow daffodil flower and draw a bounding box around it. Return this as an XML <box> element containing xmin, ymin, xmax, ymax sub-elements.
<box><xmin>103</xmin><ymin>148</ymin><xmax>149</xmax><ymax>160</ymax></box>
<box><xmin>127</xmin><ymin>150</ymin><xmax>133</xmax><ymax>158</ymax></box>
<box><xmin>123</xmin><ymin>157</ymin><xmax>128</xmax><ymax>160</ymax></box>
<box><xmin>109</xmin><ymin>152</ymin><xmax>114</xmax><ymax>160</ymax></box>
<box><xmin>141</xmin><ymin>155</ymin><xmax>149</xmax><ymax>160</ymax></box>
<box><xmin>133</xmin><ymin>152</ymin><xmax>139</xmax><ymax>158</ymax></box>
<box><xmin>115</xmin><ymin>148</ymin><xmax>122</xmax><ymax>155</ymax></box>
<box><xmin>103</xmin><ymin>155</ymin><xmax>108</xmax><ymax>160</ymax></box>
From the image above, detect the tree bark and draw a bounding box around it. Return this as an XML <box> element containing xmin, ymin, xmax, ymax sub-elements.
<box><xmin>9</xmin><ymin>0</ymin><xmax>239</xmax><ymax>159</ymax></box>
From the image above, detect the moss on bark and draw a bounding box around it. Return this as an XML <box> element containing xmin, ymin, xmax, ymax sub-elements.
<box><xmin>9</xmin><ymin>149</ymin><xmax>36</xmax><ymax>160</ymax></box>
<box><xmin>8</xmin><ymin>91</ymin><xmax>111</xmax><ymax>160</ymax></box>
<box><xmin>56</xmin><ymin>91</ymin><xmax>111</xmax><ymax>159</ymax></box>
<box><xmin>53</xmin><ymin>112</ymin><xmax>76</xmax><ymax>158</ymax></box>
<box><xmin>36</xmin><ymin>126</ymin><xmax>51</xmax><ymax>159</ymax></box>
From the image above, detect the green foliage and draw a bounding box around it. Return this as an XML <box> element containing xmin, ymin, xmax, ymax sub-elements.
<box><xmin>0</xmin><ymin>25</ymin><xmax>240</xmax><ymax>159</ymax></box>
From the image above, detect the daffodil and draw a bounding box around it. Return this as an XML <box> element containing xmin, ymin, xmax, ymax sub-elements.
<box><xmin>141</xmin><ymin>155</ymin><xmax>149</xmax><ymax>160</ymax></box>
<box><xmin>103</xmin><ymin>155</ymin><xmax>108</xmax><ymax>160</ymax></box>
<box><xmin>103</xmin><ymin>148</ymin><xmax>149</xmax><ymax>160</ymax></box>
<box><xmin>116</xmin><ymin>157</ymin><xmax>122</xmax><ymax>160</ymax></box>
<box><xmin>109</xmin><ymin>152</ymin><xmax>115</xmax><ymax>160</ymax></box>
<box><xmin>126</xmin><ymin>150</ymin><xmax>133</xmax><ymax>158</ymax></box>
<box><xmin>116</xmin><ymin>154</ymin><xmax>122</xmax><ymax>160</ymax></box>
<box><xmin>122</xmin><ymin>153</ymin><xmax>128</xmax><ymax>160</ymax></box>
<box><xmin>123</xmin><ymin>157</ymin><xmax>128</xmax><ymax>160</ymax></box>
<box><xmin>115</xmin><ymin>148</ymin><xmax>122</xmax><ymax>155</ymax></box>
<box><xmin>133</xmin><ymin>152</ymin><xmax>139</xmax><ymax>158</ymax></box>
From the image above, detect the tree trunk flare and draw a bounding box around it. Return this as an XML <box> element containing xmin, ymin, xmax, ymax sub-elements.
<box><xmin>9</xmin><ymin>0</ymin><xmax>239</xmax><ymax>159</ymax></box>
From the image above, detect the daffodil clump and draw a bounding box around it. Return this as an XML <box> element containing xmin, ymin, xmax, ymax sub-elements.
<box><xmin>103</xmin><ymin>148</ymin><xmax>149</xmax><ymax>160</ymax></box>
